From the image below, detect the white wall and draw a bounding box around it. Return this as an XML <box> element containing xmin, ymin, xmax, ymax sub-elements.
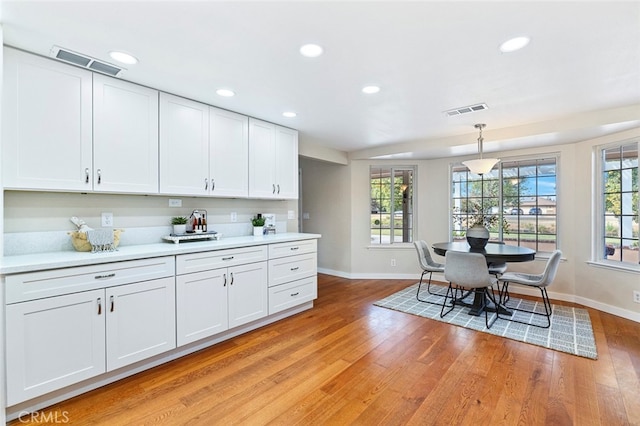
<box><xmin>302</xmin><ymin>128</ymin><xmax>640</xmax><ymax>322</ymax></box>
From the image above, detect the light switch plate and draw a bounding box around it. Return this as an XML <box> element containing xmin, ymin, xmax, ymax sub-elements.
<box><xmin>288</xmin><ymin>210</ymin><xmax>295</xmax><ymax>219</ymax></box>
<box><xmin>169</xmin><ymin>198</ymin><xmax>182</xmax><ymax>207</ymax></box>
<box><xmin>230</xmin><ymin>212</ymin><xmax>237</xmax><ymax>222</ymax></box>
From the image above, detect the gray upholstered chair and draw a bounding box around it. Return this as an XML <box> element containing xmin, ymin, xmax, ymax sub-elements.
<box><xmin>486</xmin><ymin>241</ymin><xmax>508</xmax><ymax>277</ymax></box>
<box><xmin>441</xmin><ymin>250</ymin><xmax>499</xmax><ymax>329</ymax></box>
<box><xmin>413</xmin><ymin>240</ymin><xmax>445</xmax><ymax>304</ymax></box>
<box><xmin>497</xmin><ymin>250</ymin><xmax>562</xmax><ymax>328</ymax></box>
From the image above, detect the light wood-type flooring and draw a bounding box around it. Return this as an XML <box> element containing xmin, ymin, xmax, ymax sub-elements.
<box><xmin>9</xmin><ymin>274</ymin><xmax>640</xmax><ymax>425</ymax></box>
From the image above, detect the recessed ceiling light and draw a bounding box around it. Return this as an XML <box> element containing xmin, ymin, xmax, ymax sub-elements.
<box><xmin>499</xmin><ymin>36</ymin><xmax>530</xmax><ymax>53</ymax></box>
<box><xmin>282</xmin><ymin>111</ymin><xmax>297</xmax><ymax>118</ymax></box>
<box><xmin>109</xmin><ymin>51</ymin><xmax>138</xmax><ymax>65</ymax></box>
<box><xmin>300</xmin><ymin>44</ymin><xmax>323</xmax><ymax>58</ymax></box>
<box><xmin>362</xmin><ymin>86</ymin><xmax>380</xmax><ymax>94</ymax></box>
<box><xmin>216</xmin><ymin>89</ymin><xmax>235</xmax><ymax>97</ymax></box>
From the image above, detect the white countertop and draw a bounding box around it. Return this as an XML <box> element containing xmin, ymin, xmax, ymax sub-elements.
<box><xmin>0</xmin><ymin>232</ymin><xmax>321</xmax><ymax>275</ymax></box>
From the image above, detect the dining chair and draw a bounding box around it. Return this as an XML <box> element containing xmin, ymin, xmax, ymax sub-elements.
<box><xmin>441</xmin><ymin>250</ymin><xmax>499</xmax><ymax>329</ymax></box>
<box><xmin>486</xmin><ymin>241</ymin><xmax>508</xmax><ymax>300</ymax></box>
<box><xmin>496</xmin><ymin>250</ymin><xmax>562</xmax><ymax>328</ymax></box>
<box><xmin>413</xmin><ymin>240</ymin><xmax>445</xmax><ymax>304</ymax></box>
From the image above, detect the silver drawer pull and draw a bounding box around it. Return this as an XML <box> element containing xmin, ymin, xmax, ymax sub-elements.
<box><xmin>290</xmin><ymin>292</ymin><xmax>299</xmax><ymax>296</ymax></box>
<box><xmin>222</xmin><ymin>256</ymin><xmax>235</xmax><ymax>261</ymax></box>
<box><xmin>290</xmin><ymin>247</ymin><xmax>299</xmax><ymax>251</ymax></box>
<box><xmin>97</xmin><ymin>298</ymin><xmax>102</xmax><ymax>315</ymax></box>
<box><xmin>290</xmin><ymin>266</ymin><xmax>299</xmax><ymax>271</ymax></box>
<box><xmin>110</xmin><ymin>295</ymin><xmax>115</xmax><ymax>312</ymax></box>
<box><xmin>95</xmin><ymin>273</ymin><xmax>116</xmax><ymax>279</ymax></box>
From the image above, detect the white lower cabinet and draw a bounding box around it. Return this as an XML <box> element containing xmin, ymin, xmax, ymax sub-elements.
<box><xmin>176</xmin><ymin>248</ymin><xmax>268</xmax><ymax>346</ymax></box>
<box><xmin>5</xmin><ymin>259</ymin><xmax>176</xmax><ymax>406</ymax></box>
<box><xmin>5</xmin><ymin>289</ymin><xmax>106</xmax><ymax>406</ymax></box>
<box><xmin>105</xmin><ymin>277</ymin><xmax>176</xmax><ymax>371</ymax></box>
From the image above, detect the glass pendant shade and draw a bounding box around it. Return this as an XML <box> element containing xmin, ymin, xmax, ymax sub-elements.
<box><xmin>463</xmin><ymin>123</ymin><xmax>499</xmax><ymax>175</ymax></box>
<box><xmin>462</xmin><ymin>158</ymin><xmax>500</xmax><ymax>175</ymax></box>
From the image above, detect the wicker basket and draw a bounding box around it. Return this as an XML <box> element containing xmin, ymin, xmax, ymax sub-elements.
<box><xmin>69</xmin><ymin>229</ymin><xmax>123</xmax><ymax>252</ymax></box>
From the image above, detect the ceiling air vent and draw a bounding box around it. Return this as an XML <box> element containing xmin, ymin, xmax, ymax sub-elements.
<box><xmin>445</xmin><ymin>103</ymin><xmax>489</xmax><ymax>117</ymax></box>
<box><xmin>50</xmin><ymin>46</ymin><xmax>125</xmax><ymax>77</ymax></box>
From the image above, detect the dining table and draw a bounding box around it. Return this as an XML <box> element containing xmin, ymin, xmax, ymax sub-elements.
<box><xmin>432</xmin><ymin>241</ymin><xmax>536</xmax><ymax>316</ymax></box>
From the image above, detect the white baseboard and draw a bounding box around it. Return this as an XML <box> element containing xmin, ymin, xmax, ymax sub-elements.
<box><xmin>318</xmin><ymin>270</ymin><xmax>640</xmax><ymax>324</ymax></box>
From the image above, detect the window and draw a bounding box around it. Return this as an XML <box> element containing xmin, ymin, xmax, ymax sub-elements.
<box><xmin>451</xmin><ymin>156</ymin><xmax>557</xmax><ymax>252</ymax></box>
<box><xmin>370</xmin><ymin>166</ymin><xmax>414</xmax><ymax>244</ymax></box>
<box><xmin>600</xmin><ymin>141</ymin><xmax>638</xmax><ymax>266</ymax></box>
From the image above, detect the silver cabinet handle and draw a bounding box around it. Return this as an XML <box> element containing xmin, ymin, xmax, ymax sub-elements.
<box><xmin>230</xmin><ymin>272</ymin><xmax>234</xmax><ymax>285</ymax></box>
<box><xmin>97</xmin><ymin>169</ymin><xmax>102</xmax><ymax>184</ymax></box>
<box><xmin>272</xmin><ymin>184</ymin><xmax>276</xmax><ymax>194</ymax></box>
<box><xmin>95</xmin><ymin>273</ymin><xmax>116</xmax><ymax>279</ymax></box>
<box><xmin>291</xmin><ymin>266</ymin><xmax>299</xmax><ymax>271</ymax></box>
<box><xmin>223</xmin><ymin>273</ymin><xmax>227</xmax><ymax>287</ymax></box>
<box><xmin>290</xmin><ymin>292</ymin><xmax>299</xmax><ymax>297</ymax></box>
<box><xmin>85</xmin><ymin>168</ymin><xmax>90</xmax><ymax>183</ymax></box>
<box><xmin>110</xmin><ymin>295</ymin><xmax>115</xmax><ymax>312</ymax></box>
<box><xmin>97</xmin><ymin>298</ymin><xmax>102</xmax><ymax>315</ymax></box>
<box><xmin>290</xmin><ymin>247</ymin><xmax>299</xmax><ymax>251</ymax></box>
<box><xmin>205</xmin><ymin>178</ymin><xmax>208</xmax><ymax>190</ymax></box>
<box><xmin>222</xmin><ymin>256</ymin><xmax>234</xmax><ymax>261</ymax></box>
<box><xmin>277</xmin><ymin>184</ymin><xmax>280</xmax><ymax>194</ymax></box>
<box><xmin>212</xmin><ymin>179</ymin><xmax>215</xmax><ymax>191</ymax></box>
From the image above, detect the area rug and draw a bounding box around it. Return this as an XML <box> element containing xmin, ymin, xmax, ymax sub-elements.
<box><xmin>374</xmin><ymin>283</ymin><xmax>598</xmax><ymax>359</ymax></box>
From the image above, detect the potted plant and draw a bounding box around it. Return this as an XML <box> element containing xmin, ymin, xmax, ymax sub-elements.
<box><xmin>251</xmin><ymin>215</ymin><xmax>266</xmax><ymax>236</ymax></box>
<box><xmin>171</xmin><ymin>216</ymin><xmax>188</xmax><ymax>235</ymax></box>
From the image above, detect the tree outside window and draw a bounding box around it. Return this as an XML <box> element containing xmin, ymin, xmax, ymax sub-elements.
<box><xmin>370</xmin><ymin>167</ymin><xmax>414</xmax><ymax>244</ymax></box>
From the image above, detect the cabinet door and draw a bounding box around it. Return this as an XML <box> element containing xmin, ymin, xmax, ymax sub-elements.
<box><xmin>106</xmin><ymin>277</ymin><xmax>176</xmax><ymax>371</ymax></box>
<box><xmin>210</xmin><ymin>107</ymin><xmax>249</xmax><ymax>197</ymax></box>
<box><xmin>275</xmin><ymin>125</ymin><xmax>299</xmax><ymax>199</ymax></box>
<box><xmin>5</xmin><ymin>289</ymin><xmax>106</xmax><ymax>405</ymax></box>
<box><xmin>248</xmin><ymin>118</ymin><xmax>276</xmax><ymax>198</ymax></box>
<box><xmin>2</xmin><ymin>47</ymin><xmax>93</xmax><ymax>191</ymax></box>
<box><xmin>159</xmin><ymin>93</ymin><xmax>210</xmax><ymax>195</ymax></box>
<box><xmin>228</xmin><ymin>262</ymin><xmax>268</xmax><ymax>328</ymax></box>
<box><xmin>93</xmin><ymin>74</ymin><xmax>159</xmax><ymax>194</ymax></box>
<box><xmin>176</xmin><ymin>268</ymin><xmax>229</xmax><ymax>346</ymax></box>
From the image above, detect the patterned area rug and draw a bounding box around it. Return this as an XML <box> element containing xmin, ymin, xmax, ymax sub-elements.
<box><xmin>374</xmin><ymin>283</ymin><xmax>598</xmax><ymax>359</ymax></box>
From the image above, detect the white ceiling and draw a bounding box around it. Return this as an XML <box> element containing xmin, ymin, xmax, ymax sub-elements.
<box><xmin>1</xmin><ymin>1</ymin><xmax>639</xmax><ymax>160</ymax></box>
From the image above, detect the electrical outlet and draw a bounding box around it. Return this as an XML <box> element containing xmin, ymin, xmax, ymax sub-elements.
<box><xmin>633</xmin><ymin>291</ymin><xmax>640</xmax><ymax>304</ymax></box>
<box><xmin>230</xmin><ymin>212</ymin><xmax>237</xmax><ymax>222</ymax></box>
<box><xmin>303</xmin><ymin>212</ymin><xmax>310</xmax><ymax>220</ymax></box>
<box><xmin>169</xmin><ymin>198</ymin><xmax>182</xmax><ymax>207</ymax></box>
<box><xmin>101</xmin><ymin>212</ymin><xmax>113</xmax><ymax>227</ymax></box>
<box><xmin>391</xmin><ymin>259</ymin><xmax>396</xmax><ymax>267</ymax></box>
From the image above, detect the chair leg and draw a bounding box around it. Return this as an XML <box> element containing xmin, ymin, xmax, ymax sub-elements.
<box><xmin>417</xmin><ymin>271</ymin><xmax>443</xmax><ymax>304</ymax></box>
<box><xmin>498</xmin><ymin>282</ymin><xmax>552</xmax><ymax>328</ymax></box>
<box><xmin>483</xmin><ymin>287</ymin><xmax>499</xmax><ymax>329</ymax></box>
<box><xmin>440</xmin><ymin>283</ymin><xmax>456</xmax><ymax>318</ymax></box>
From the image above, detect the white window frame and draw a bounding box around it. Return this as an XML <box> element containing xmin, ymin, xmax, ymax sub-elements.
<box><xmin>591</xmin><ymin>139</ymin><xmax>639</xmax><ymax>272</ymax></box>
<box><xmin>369</xmin><ymin>165</ymin><xmax>416</xmax><ymax>246</ymax></box>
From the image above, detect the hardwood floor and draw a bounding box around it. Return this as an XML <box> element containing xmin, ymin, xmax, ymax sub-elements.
<box><xmin>10</xmin><ymin>274</ymin><xmax>640</xmax><ymax>425</ymax></box>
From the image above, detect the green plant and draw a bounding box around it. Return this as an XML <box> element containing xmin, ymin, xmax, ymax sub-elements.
<box><xmin>171</xmin><ymin>216</ymin><xmax>188</xmax><ymax>225</ymax></box>
<box><xmin>251</xmin><ymin>215</ymin><xmax>266</xmax><ymax>227</ymax></box>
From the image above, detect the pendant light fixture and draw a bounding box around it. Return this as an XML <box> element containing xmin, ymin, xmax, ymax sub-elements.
<box><xmin>462</xmin><ymin>123</ymin><xmax>500</xmax><ymax>175</ymax></box>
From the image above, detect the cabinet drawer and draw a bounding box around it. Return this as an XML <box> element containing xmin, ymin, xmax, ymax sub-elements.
<box><xmin>268</xmin><ymin>239</ymin><xmax>317</xmax><ymax>259</ymax></box>
<box><xmin>268</xmin><ymin>253</ymin><xmax>317</xmax><ymax>287</ymax></box>
<box><xmin>176</xmin><ymin>245</ymin><xmax>268</xmax><ymax>275</ymax></box>
<box><xmin>268</xmin><ymin>276</ymin><xmax>317</xmax><ymax>315</ymax></box>
<box><xmin>5</xmin><ymin>257</ymin><xmax>175</xmax><ymax>304</ymax></box>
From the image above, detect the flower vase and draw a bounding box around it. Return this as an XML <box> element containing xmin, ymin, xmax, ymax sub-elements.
<box><xmin>253</xmin><ymin>226</ymin><xmax>264</xmax><ymax>237</ymax></box>
<box><xmin>173</xmin><ymin>224</ymin><xmax>186</xmax><ymax>235</ymax></box>
<box><xmin>466</xmin><ymin>224</ymin><xmax>490</xmax><ymax>249</ymax></box>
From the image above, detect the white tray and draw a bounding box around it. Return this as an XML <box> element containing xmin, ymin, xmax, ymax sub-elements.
<box><xmin>162</xmin><ymin>232</ymin><xmax>217</xmax><ymax>244</ymax></box>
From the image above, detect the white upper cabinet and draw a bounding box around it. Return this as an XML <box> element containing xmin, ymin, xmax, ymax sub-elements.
<box><xmin>2</xmin><ymin>47</ymin><xmax>93</xmax><ymax>191</ymax></box>
<box><xmin>159</xmin><ymin>95</ymin><xmax>249</xmax><ymax>197</ymax></box>
<box><xmin>93</xmin><ymin>74</ymin><xmax>159</xmax><ymax>194</ymax></box>
<box><xmin>209</xmin><ymin>107</ymin><xmax>249</xmax><ymax>197</ymax></box>
<box><xmin>248</xmin><ymin>118</ymin><xmax>299</xmax><ymax>199</ymax></box>
<box><xmin>159</xmin><ymin>93</ymin><xmax>210</xmax><ymax>195</ymax></box>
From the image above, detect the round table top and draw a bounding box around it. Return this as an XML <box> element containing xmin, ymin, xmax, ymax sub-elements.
<box><xmin>432</xmin><ymin>241</ymin><xmax>536</xmax><ymax>263</ymax></box>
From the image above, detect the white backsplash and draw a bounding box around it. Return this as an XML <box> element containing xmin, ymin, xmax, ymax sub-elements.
<box><xmin>3</xmin><ymin>221</ymin><xmax>288</xmax><ymax>256</ymax></box>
